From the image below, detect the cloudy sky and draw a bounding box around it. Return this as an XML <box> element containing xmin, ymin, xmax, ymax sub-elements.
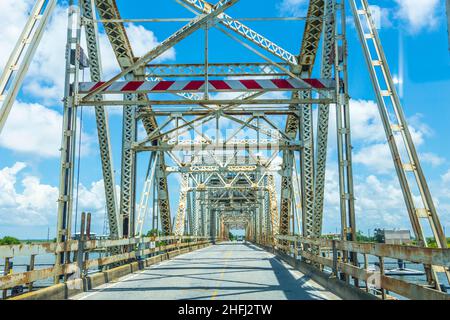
<box><xmin>0</xmin><ymin>0</ymin><xmax>449</xmax><ymax>239</ymax></box>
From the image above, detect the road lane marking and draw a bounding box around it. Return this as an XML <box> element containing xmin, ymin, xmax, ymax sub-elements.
<box><xmin>210</xmin><ymin>249</ymin><xmax>233</xmax><ymax>300</ymax></box>
<box><xmin>76</xmin><ymin>271</ymin><xmax>143</xmax><ymax>300</ymax></box>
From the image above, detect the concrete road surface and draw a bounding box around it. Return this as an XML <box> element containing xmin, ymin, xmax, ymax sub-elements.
<box><xmin>72</xmin><ymin>242</ymin><xmax>339</xmax><ymax>300</ymax></box>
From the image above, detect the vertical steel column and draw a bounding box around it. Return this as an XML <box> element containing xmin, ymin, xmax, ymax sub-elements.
<box><xmin>194</xmin><ymin>190</ymin><xmax>201</xmax><ymax>236</ymax></box>
<box><xmin>264</xmin><ymin>176</ymin><xmax>271</xmax><ymax>243</ymax></box>
<box><xmin>174</xmin><ymin>174</ymin><xmax>189</xmax><ymax>236</ymax></box>
<box><xmin>56</xmin><ymin>3</ymin><xmax>82</xmax><ymax>268</ymax></box>
<box><xmin>210</xmin><ymin>209</ymin><xmax>216</xmax><ymax>239</ymax></box>
<box><xmin>120</xmin><ymin>88</ymin><xmax>137</xmax><ymax>238</ymax></box>
<box><xmin>296</xmin><ymin>0</ymin><xmax>325</xmax><ymax>239</ymax></box>
<box><xmin>334</xmin><ymin>1</ymin><xmax>358</xmax><ymax>285</ymax></box>
<box><xmin>156</xmin><ymin>152</ymin><xmax>172</xmax><ymax>235</ymax></box>
<box><xmin>190</xmin><ymin>191</ymin><xmax>196</xmax><ymax>235</ymax></box>
<box><xmin>135</xmin><ymin>153</ymin><xmax>158</xmax><ymax>236</ymax></box>
<box><xmin>300</xmin><ymin>91</ymin><xmax>315</xmax><ymax>238</ymax></box>
<box><xmin>267</xmin><ymin>174</ymin><xmax>279</xmax><ymax>246</ymax></box>
<box><xmin>203</xmin><ymin>190</ymin><xmax>210</xmax><ymax>237</ymax></box>
<box><xmin>312</xmin><ymin>0</ymin><xmax>335</xmax><ymax>237</ymax></box>
<box><xmin>259</xmin><ymin>188</ymin><xmax>266</xmax><ymax>244</ymax></box>
<box><xmin>279</xmin><ymin>148</ymin><xmax>294</xmax><ymax>238</ymax></box>
<box><xmin>81</xmin><ymin>0</ymin><xmax>120</xmax><ymax>238</ymax></box>
<box><xmin>186</xmin><ymin>192</ymin><xmax>192</xmax><ymax>235</ymax></box>
<box><xmin>334</xmin><ymin>0</ymin><xmax>356</xmax><ymax>242</ymax></box>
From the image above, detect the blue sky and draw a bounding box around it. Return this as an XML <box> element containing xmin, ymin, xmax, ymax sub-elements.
<box><xmin>0</xmin><ymin>0</ymin><xmax>449</xmax><ymax>239</ymax></box>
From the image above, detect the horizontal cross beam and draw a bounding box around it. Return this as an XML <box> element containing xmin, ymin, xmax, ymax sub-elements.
<box><xmin>79</xmin><ymin>78</ymin><xmax>335</xmax><ymax>95</ymax></box>
<box><xmin>78</xmin><ymin>98</ymin><xmax>334</xmax><ymax>106</ymax></box>
<box><xmin>146</xmin><ymin>62</ymin><xmax>289</xmax><ymax>77</ymax></box>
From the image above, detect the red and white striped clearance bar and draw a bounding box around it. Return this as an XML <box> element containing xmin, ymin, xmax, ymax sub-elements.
<box><xmin>79</xmin><ymin>78</ymin><xmax>335</xmax><ymax>95</ymax></box>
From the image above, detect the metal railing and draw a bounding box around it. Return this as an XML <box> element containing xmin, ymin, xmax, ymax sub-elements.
<box><xmin>0</xmin><ymin>235</ymin><xmax>212</xmax><ymax>299</ymax></box>
<box><xmin>274</xmin><ymin>235</ymin><xmax>450</xmax><ymax>300</ymax></box>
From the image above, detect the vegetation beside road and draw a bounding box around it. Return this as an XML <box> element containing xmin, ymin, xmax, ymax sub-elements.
<box><xmin>0</xmin><ymin>236</ymin><xmax>20</xmax><ymax>245</ymax></box>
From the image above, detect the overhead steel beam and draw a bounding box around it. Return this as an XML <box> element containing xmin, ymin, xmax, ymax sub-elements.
<box><xmin>79</xmin><ymin>98</ymin><xmax>334</xmax><ymax>106</ymax></box>
<box><xmin>146</xmin><ymin>62</ymin><xmax>289</xmax><ymax>78</ymax></box>
<box><xmin>79</xmin><ymin>78</ymin><xmax>335</xmax><ymax>95</ymax></box>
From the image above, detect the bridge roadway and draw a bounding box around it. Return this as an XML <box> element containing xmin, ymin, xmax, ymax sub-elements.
<box><xmin>72</xmin><ymin>242</ymin><xmax>339</xmax><ymax>300</ymax></box>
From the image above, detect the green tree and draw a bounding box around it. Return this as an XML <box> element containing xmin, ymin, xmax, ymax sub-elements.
<box><xmin>146</xmin><ymin>229</ymin><xmax>162</xmax><ymax>237</ymax></box>
<box><xmin>373</xmin><ymin>228</ymin><xmax>385</xmax><ymax>243</ymax></box>
<box><xmin>427</xmin><ymin>238</ymin><xmax>438</xmax><ymax>248</ymax></box>
<box><xmin>356</xmin><ymin>230</ymin><xmax>375</xmax><ymax>242</ymax></box>
<box><xmin>228</xmin><ymin>232</ymin><xmax>235</xmax><ymax>240</ymax></box>
<box><xmin>0</xmin><ymin>236</ymin><xmax>21</xmax><ymax>245</ymax></box>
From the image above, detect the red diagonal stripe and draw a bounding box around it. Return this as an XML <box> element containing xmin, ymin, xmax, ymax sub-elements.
<box><xmin>303</xmin><ymin>79</ymin><xmax>326</xmax><ymax>89</ymax></box>
<box><xmin>209</xmin><ymin>80</ymin><xmax>231</xmax><ymax>90</ymax></box>
<box><xmin>89</xmin><ymin>82</ymin><xmax>106</xmax><ymax>92</ymax></box>
<box><xmin>240</xmin><ymin>80</ymin><xmax>262</xmax><ymax>90</ymax></box>
<box><xmin>271</xmin><ymin>79</ymin><xmax>294</xmax><ymax>89</ymax></box>
<box><xmin>121</xmin><ymin>81</ymin><xmax>144</xmax><ymax>92</ymax></box>
<box><xmin>151</xmin><ymin>81</ymin><xmax>175</xmax><ymax>91</ymax></box>
<box><xmin>183</xmin><ymin>80</ymin><xmax>204</xmax><ymax>91</ymax></box>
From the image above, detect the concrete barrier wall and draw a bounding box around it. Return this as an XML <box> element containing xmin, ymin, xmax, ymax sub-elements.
<box><xmin>10</xmin><ymin>242</ymin><xmax>211</xmax><ymax>300</ymax></box>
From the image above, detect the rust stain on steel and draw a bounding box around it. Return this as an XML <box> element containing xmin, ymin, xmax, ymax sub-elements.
<box><xmin>336</xmin><ymin>241</ymin><xmax>450</xmax><ymax>267</ymax></box>
<box><xmin>381</xmin><ymin>275</ymin><xmax>450</xmax><ymax>300</ymax></box>
<box><xmin>0</xmin><ymin>263</ymin><xmax>78</xmax><ymax>290</ymax></box>
<box><xmin>275</xmin><ymin>235</ymin><xmax>450</xmax><ymax>267</ymax></box>
<box><xmin>0</xmin><ymin>241</ymin><xmax>79</xmax><ymax>259</ymax></box>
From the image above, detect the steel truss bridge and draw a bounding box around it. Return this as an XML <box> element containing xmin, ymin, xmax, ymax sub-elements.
<box><xmin>0</xmin><ymin>0</ymin><xmax>449</xmax><ymax>300</ymax></box>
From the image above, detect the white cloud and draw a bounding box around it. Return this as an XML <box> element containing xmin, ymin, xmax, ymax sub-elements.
<box><xmin>421</xmin><ymin>152</ymin><xmax>445</xmax><ymax>167</ymax></box>
<box><xmin>349</xmin><ymin>99</ymin><xmax>385</xmax><ymax>143</ymax></box>
<box><xmin>354</xmin><ymin>174</ymin><xmax>410</xmax><ymax>229</ymax></box>
<box><xmin>322</xmin><ymin>165</ymin><xmax>415</xmax><ymax>233</ymax></box>
<box><xmin>0</xmin><ymin>162</ymin><xmax>58</xmax><ymax>226</ymax></box>
<box><xmin>0</xmin><ymin>101</ymin><xmax>93</xmax><ymax>158</ymax></box>
<box><xmin>277</xmin><ymin>0</ymin><xmax>308</xmax><ymax>16</ymax></box>
<box><xmin>353</xmin><ymin>143</ymin><xmax>394</xmax><ymax>174</ymax></box>
<box><xmin>0</xmin><ymin>162</ymin><xmax>117</xmax><ymax>233</ymax></box>
<box><xmin>345</xmin><ymin>99</ymin><xmax>443</xmax><ymax>174</ymax></box>
<box><xmin>0</xmin><ymin>102</ymin><xmax>63</xmax><ymax>157</ymax></box>
<box><xmin>443</xmin><ymin>170</ymin><xmax>450</xmax><ymax>184</ymax></box>
<box><xmin>76</xmin><ymin>179</ymin><xmax>109</xmax><ymax>212</ymax></box>
<box><xmin>126</xmin><ymin>24</ymin><xmax>176</xmax><ymax>62</ymax></box>
<box><xmin>368</xmin><ymin>5</ymin><xmax>393</xmax><ymax>29</ymax></box>
<box><xmin>394</xmin><ymin>0</ymin><xmax>441</xmax><ymax>32</ymax></box>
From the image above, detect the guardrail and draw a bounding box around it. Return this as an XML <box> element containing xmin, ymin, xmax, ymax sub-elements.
<box><xmin>274</xmin><ymin>235</ymin><xmax>450</xmax><ymax>300</ymax></box>
<box><xmin>0</xmin><ymin>235</ymin><xmax>213</xmax><ymax>299</ymax></box>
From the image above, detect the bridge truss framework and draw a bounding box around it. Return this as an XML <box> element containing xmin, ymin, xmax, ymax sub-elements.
<box><xmin>0</xmin><ymin>0</ymin><xmax>449</xmax><ymax>292</ymax></box>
